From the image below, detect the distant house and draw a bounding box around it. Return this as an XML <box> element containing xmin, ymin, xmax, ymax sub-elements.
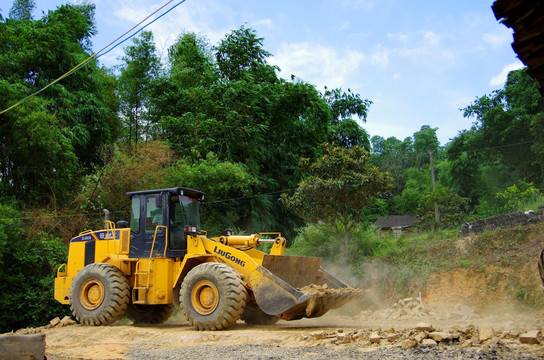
<box><xmin>373</xmin><ymin>215</ymin><xmax>418</xmax><ymax>237</ymax></box>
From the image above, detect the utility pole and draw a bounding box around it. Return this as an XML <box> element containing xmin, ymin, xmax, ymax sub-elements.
<box><xmin>429</xmin><ymin>151</ymin><xmax>440</xmax><ymax>223</ymax></box>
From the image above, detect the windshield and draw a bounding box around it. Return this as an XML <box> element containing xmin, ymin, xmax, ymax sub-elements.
<box><xmin>179</xmin><ymin>195</ymin><xmax>200</xmax><ymax>230</ymax></box>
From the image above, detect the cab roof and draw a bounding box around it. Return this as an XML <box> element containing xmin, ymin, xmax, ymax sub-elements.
<box><xmin>126</xmin><ymin>187</ymin><xmax>205</xmax><ymax>200</ymax></box>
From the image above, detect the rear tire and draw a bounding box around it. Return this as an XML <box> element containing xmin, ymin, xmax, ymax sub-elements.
<box><xmin>70</xmin><ymin>263</ymin><xmax>130</xmax><ymax>325</ymax></box>
<box><xmin>241</xmin><ymin>301</ymin><xmax>279</xmax><ymax>325</ymax></box>
<box><xmin>180</xmin><ymin>262</ymin><xmax>247</xmax><ymax>330</ymax></box>
<box><xmin>126</xmin><ymin>303</ymin><xmax>175</xmax><ymax>324</ymax></box>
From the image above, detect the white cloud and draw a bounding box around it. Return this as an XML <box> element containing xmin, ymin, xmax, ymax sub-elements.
<box><xmin>489</xmin><ymin>61</ymin><xmax>524</xmax><ymax>86</ymax></box>
<box><xmin>271</xmin><ymin>42</ymin><xmax>365</xmax><ymax>89</ymax></box>
<box><xmin>387</xmin><ymin>32</ymin><xmax>409</xmax><ymax>42</ymax></box>
<box><xmin>371</xmin><ymin>48</ymin><xmax>390</xmax><ymax>68</ymax></box>
<box><xmin>424</xmin><ymin>31</ymin><xmax>440</xmax><ymax>46</ymax></box>
<box><xmin>251</xmin><ymin>18</ymin><xmax>273</xmax><ymax>29</ymax></box>
<box><xmin>336</xmin><ymin>22</ymin><xmax>351</xmax><ymax>31</ymax></box>
<box><xmin>483</xmin><ymin>31</ymin><xmax>512</xmax><ymax>48</ymax></box>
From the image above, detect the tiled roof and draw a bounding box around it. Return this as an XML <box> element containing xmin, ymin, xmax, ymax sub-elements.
<box><xmin>493</xmin><ymin>0</ymin><xmax>544</xmax><ymax>96</ymax></box>
<box><xmin>374</xmin><ymin>215</ymin><xmax>418</xmax><ymax>229</ymax></box>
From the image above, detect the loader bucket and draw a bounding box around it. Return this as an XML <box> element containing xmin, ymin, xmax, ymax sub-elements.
<box><xmin>249</xmin><ymin>255</ymin><xmax>365</xmax><ymax>320</ymax></box>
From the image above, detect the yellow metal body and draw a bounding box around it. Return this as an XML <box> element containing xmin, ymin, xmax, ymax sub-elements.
<box><xmin>55</xmin><ymin>222</ymin><xmax>286</xmax><ymax>307</ymax></box>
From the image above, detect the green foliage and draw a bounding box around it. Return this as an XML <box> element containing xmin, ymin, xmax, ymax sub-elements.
<box><xmin>215</xmin><ymin>25</ymin><xmax>276</xmax><ymax>82</ymax></box>
<box><xmin>417</xmin><ymin>185</ymin><xmax>470</xmax><ymax>230</ymax></box>
<box><xmin>118</xmin><ymin>31</ymin><xmax>160</xmax><ymax>145</ymax></box>
<box><xmin>495</xmin><ymin>180</ymin><xmax>541</xmax><ymax>213</ymax></box>
<box><xmin>9</xmin><ymin>0</ymin><xmax>35</xmax><ymax>20</ymax></box>
<box><xmin>77</xmin><ymin>141</ymin><xmax>174</xmax><ymax>219</ymax></box>
<box><xmin>414</xmin><ymin>125</ymin><xmax>439</xmax><ymax>166</ymax></box>
<box><xmin>165</xmin><ymin>153</ymin><xmax>261</xmax><ymax>235</ymax></box>
<box><xmin>461</xmin><ymin>69</ymin><xmax>544</xmax><ymax>193</ymax></box>
<box><xmin>0</xmin><ymin>4</ymin><xmax>120</xmax><ymax>205</ymax></box>
<box><xmin>0</xmin><ymin>203</ymin><xmax>69</xmax><ymax>332</ymax></box>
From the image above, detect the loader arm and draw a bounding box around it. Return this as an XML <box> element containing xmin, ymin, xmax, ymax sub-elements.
<box><xmin>199</xmin><ymin>236</ymin><xmax>365</xmax><ymax>319</ymax></box>
<box><xmin>200</xmin><ymin>237</ymin><xmax>309</xmax><ymax>315</ymax></box>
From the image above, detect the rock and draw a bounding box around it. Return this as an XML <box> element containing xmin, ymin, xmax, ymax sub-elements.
<box><xmin>60</xmin><ymin>316</ymin><xmax>75</xmax><ymax>326</ymax></box>
<box><xmin>454</xmin><ymin>325</ymin><xmax>470</xmax><ymax>334</ymax></box>
<box><xmin>414</xmin><ymin>332</ymin><xmax>427</xmax><ymax>343</ymax></box>
<box><xmin>520</xmin><ymin>330</ymin><xmax>540</xmax><ymax>344</ymax></box>
<box><xmin>336</xmin><ymin>333</ymin><xmax>351</xmax><ymax>344</ymax></box>
<box><xmin>369</xmin><ymin>332</ymin><xmax>381</xmax><ymax>344</ymax></box>
<box><xmin>310</xmin><ymin>331</ymin><xmax>326</xmax><ymax>339</ymax></box>
<box><xmin>387</xmin><ymin>333</ymin><xmax>400</xmax><ymax>342</ymax></box>
<box><xmin>416</xmin><ymin>322</ymin><xmax>433</xmax><ymax>331</ymax></box>
<box><xmin>429</xmin><ymin>332</ymin><xmax>452</xmax><ymax>342</ymax></box>
<box><xmin>479</xmin><ymin>326</ymin><xmax>495</xmax><ymax>342</ymax></box>
<box><xmin>461</xmin><ymin>339</ymin><xmax>473</xmax><ymax>348</ymax></box>
<box><xmin>401</xmin><ymin>339</ymin><xmax>417</xmax><ymax>349</ymax></box>
<box><xmin>49</xmin><ymin>317</ymin><xmax>61</xmax><ymax>327</ymax></box>
<box><xmin>420</xmin><ymin>339</ymin><xmax>437</xmax><ymax>347</ymax></box>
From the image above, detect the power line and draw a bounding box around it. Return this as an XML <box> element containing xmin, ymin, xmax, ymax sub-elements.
<box><xmin>203</xmin><ymin>189</ymin><xmax>297</xmax><ymax>205</ymax></box>
<box><xmin>0</xmin><ymin>0</ymin><xmax>188</xmax><ymax>116</ymax></box>
<box><xmin>445</xmin><ymin>139</ymin><xmax>537</xmax><ymax>157</ymax></box>
<box><xmin>0</xmin><ymin>188</ymin><xmax>298</xmax><ymax>224</ymax></box>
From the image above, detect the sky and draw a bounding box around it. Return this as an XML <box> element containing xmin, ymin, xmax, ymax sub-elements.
<box><xmin>7</xmin><ymin>0</ymin><xmax>523</xmax><ymax>146</ymax></box>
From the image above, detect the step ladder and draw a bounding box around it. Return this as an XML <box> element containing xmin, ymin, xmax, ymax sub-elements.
<box><xmin>132</xmin><ymin>259</ymin><xmax>153</xmax><ymax>304</ymax></box>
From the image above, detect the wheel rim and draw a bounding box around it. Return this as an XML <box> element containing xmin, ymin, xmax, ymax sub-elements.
<box><xmin>80</xmin><ymin>279</ymin><xmax>105</xmax><ymax>310</ymax></box>
<box><xmin>191</xmin><ymin>280</ymin><xmax>219</xmax><ymax>315</ymax></box>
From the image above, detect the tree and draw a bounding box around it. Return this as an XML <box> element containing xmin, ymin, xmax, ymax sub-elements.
<box><xmin>324</xmin><ymin>88</ymin><xmax>372</xmax><ymax>149</ymax></box>
<box><xmin>282</xmin><ymin>144</ymin><xmax>392</xmax><ymax>247</ymax></box>
<box><xmin>215</xmin><ymin>25</ymin><xmax>276</xmax><ymax>82</ymax></box>
<box><xmin>9</xmin><ymin>0</ymin><xmax>35</xmax><ymax>20</ymax></box>
<box><xmin>118</xmin><ymin>31</ymin><xmax>160</xmax><ymax>145</ymax></box>
<box><xmin>462</xmin><ymin>68</ymin><xmax>544</xmax><ymax>184</ymax></box>
<box><xmin>0</xmin><ymin>4</ymin><xmax>120</xmax><ymax>204</ymax></box>
<box><xmin>413</xmin><ymin>125</ymin><xmax>439</xmax><ymax>167</ymax></box>
<box><xmin>0</xmin><ymin>203</ymin><xmax>69</xmax><ymax>332</ymax></box>
<box><xmin>417</xmin><ymin>185</ymin><xmax>470</xmax><ymax>230</ymax></box>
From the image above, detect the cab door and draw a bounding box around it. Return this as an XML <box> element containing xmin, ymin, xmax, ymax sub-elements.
<box><xmin>129</xmin><ymin>193</ymin><xmax>167</xmax><ymax>258</ymax></box>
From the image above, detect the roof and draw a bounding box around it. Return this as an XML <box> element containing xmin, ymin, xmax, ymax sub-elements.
<box><xmin>374</xmin><ymin>215</ymin><xmax>418</xmax><ymax>229</ymax></box>
<box><xmin>492</xmin><ymin>0</ymin><xmax>544</xmax><ymax>96</ymax></box>
<box><xmin>126</xmin><ymin>187</ymin><xmax>205</xmax><ymax>200</ymax></box>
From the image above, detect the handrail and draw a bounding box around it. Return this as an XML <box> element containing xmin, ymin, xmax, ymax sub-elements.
<box><xmin>104</xmin><ymin>220</ymin><xmax>116</xmax><ymax>237</ymax></box>
<box><xmin>57</xmin><ymin>263</ymin><xmax>67</xmax><ymax>276</ymax></box>
<box><xmin>149</xmin><ymin>225</ymin><xmax>168</xmax><ymax>261</ymax></box>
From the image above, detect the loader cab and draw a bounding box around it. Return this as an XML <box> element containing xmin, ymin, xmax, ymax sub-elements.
<box><xmin>126</xmin><ymin>187</ymin><xmax>204</xmax><ymax>259</ymax></box>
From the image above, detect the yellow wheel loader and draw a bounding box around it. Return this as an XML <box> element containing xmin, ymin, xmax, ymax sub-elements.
<box><xmin>54</xmin><ymin>187</ymin><xmax>364</xmax><ymax>330</ymax></box>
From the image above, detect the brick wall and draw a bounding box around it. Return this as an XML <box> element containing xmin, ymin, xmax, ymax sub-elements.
<box><xmin>460</xmin><ymin>206</ymin><xmax>544</xmax><ymax>236</ymax></box>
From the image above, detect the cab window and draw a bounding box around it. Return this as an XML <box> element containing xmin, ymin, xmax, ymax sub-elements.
<box><xmin>130</xmin><ymin>197</ymin><xmax>140</xmax><ymax>234</ymax></box>
<box><xmin>146</xmin><ymin>196</ymin><xmax>163</xmax><ymax>231</ymax></box>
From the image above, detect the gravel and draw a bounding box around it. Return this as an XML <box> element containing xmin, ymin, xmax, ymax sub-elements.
<box><xmin>126</xmin><ymin>343</ymin><xmax>542</xmax><ymax>360</ymax></box>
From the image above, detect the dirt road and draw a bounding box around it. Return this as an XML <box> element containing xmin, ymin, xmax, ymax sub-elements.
<box><xmin>17</xmin><ymin>304</ymin><xmax>544</xmax><ymax>360</ymax></box>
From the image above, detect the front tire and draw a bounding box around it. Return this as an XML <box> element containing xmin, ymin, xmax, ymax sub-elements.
<box><xmin>126</xmin><ymin>303</ymin><xmax>175</xmax><ymax>324</ymax></box>
<box><xmin>180</xmin><ymin>262</ymin><xmax>247</xmax><ymax>330</ymax></box>
<box><xmin>70</xmin><ymin>263</ymin><xmax>130</xmax><ymax>325</ymax></box>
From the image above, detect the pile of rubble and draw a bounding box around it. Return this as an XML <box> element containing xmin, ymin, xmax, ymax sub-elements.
<box><xmin>356</xmin><ymin>295</ymin><xmax>480</xmax><ymax>322</ymax></box>
<box><xmin>13</xmin><ymin>316</ymin><xmax>76</xmax><ymax>335</ymax></box>
<box><xmin>302</xmin><ymin>324</ymin><xmax>542</xmax><ymax>348</ymax></box>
